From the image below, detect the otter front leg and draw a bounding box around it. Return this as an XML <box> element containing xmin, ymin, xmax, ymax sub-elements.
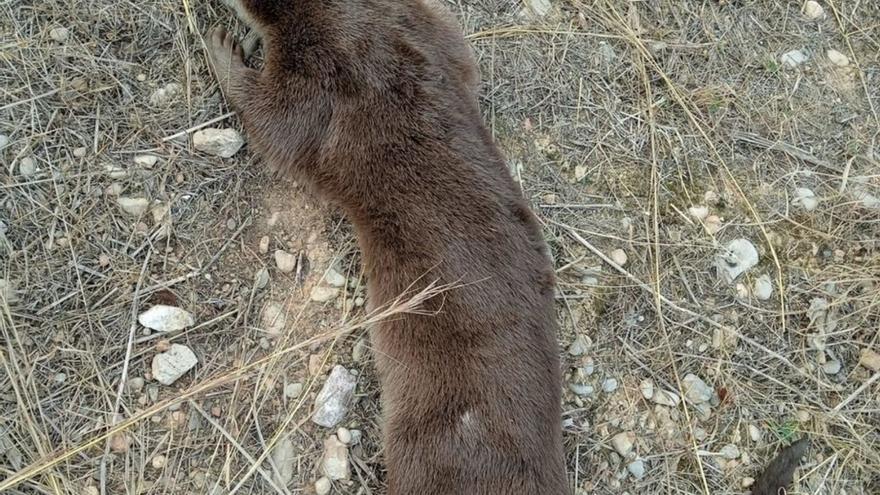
<box><xmin>207</xmin><ymin>27</ymin><xmax>254</xmax><ymax>106</ymax></box>
<box><xmin>219</xmin><ymin>0</ymin><xmax>263</xmax><ymax>58</ymax></box>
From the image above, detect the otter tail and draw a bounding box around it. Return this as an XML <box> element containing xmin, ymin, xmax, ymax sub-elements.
<box><xmin>750</xmin><ymin>438</ymin><xmax>810</xmax><ymax>495</ymax></box>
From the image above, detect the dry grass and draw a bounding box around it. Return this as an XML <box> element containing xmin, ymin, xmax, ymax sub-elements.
<box><xmin>2</xmin><ymin>0</ymin><xmax>879</xmax><ymax>494</ymax></box>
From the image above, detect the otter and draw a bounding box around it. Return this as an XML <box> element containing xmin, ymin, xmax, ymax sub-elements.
<box><xmin>204</xmin><ymin>1</ymin><xmax>809</xmax><ymax>493</ymax></box>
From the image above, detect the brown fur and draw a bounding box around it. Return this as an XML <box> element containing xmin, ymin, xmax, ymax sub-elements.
<box><xmin>206</xmin><ymin>2</ymin><xmax>812</xmax><ymax>494</ymax></box>
<box><xmin>206</xmin><ymin>1</ymin><xmax>568</xmax><ymax>493</ymax></box>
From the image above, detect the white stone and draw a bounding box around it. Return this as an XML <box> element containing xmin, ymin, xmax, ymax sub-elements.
<box><xmin>748</xmin><ymin>424</ymin><xmax>762</xmax><ymax>443</ymax></box>
<box><xmin>682</xmin><ymin>374</ymin><xmax>713</xmax><ymax>404</ymax></box>
<box><xmin>19</xmin><ymin>157</ymin><xmax>37</xmax><ymax>177</ymax></box>
<box><xmin>258</xmin><ymin>235</ymin><xmax>270</xmax><ymax>254</ymax></box>
<box><xmin>274</xmin><ymin>250</ymin><xmax>297</xmax><ymax>273</ymax></box>
<box><xmin>270</xmin><ymin>436</ymin><xmax>296</xmax><ymax>487</ymax></box>
<box><xmin>627</xmin><ymin>459</ymin><xmax>646</xmax><ymax>479</ymax></box>
<box><xmin>254</xmin><ymin>267</ymin><xmax>270</xmax><ymax>289</ymax></box>
<box><xmin>652</xmin><ymin>389</ymin><xmax>681</xmax><ymax>407</ymax></box>
<box><xmin>138</xmin><ymin>305</ymin><xmax>195</xmax><ymax>332</ymax></box>
<box><xmin>704</xmin><ymin>215</ymin><xmax>722</xmax><ymax>234</ymax></box>
<box><xmin>568</xmin><ymin>334</ymin><xmax>591</xmax><ymax>356</ymax></box>
<box><xmin>610</xmin><ymin>249</ymin><xmax>628</xmax><ymax>266</ymax></box>
<box><xmin>312</xmin><ymin>365</ymin><xmax>357</xmax><ymax>428</ymax></box>
<box><xmin>284</xmin><ymin>382</ymin><xmax>303</xmax><ymax>399</ymax></box>
<box><xmin>149</xmin><ymin>82</ymin><xmax>182</xmax><ymax>107</ymax></box>
<box><xmin>611</xmin><ymin>431</ymin><xmax>635</xmax><ymax>457</ymax></box>
<box><xmin>803</xmin><ymin>1</ymin><xmax>824</xmax><ymax>19</ymax></box>
<box><xmin>859</xmin><ymin>348</ymin><xmax>880</xmax><ymax>372</ymax></box>
<box><xmin>753</xmin><ymin>274</ymin><xmax>774</xmax><ymax>301</ymax></box>
<box><xmin>640</xmin><ymin>379</ymin><xmax>654</xmax><ymax>400</ymax></box>
<box><xmin>151</xmin><ymin>344</ymin><xmax>198</xmax><ymax>385</ymax></box>
<box><xmin>311</xmin><ymin>286</ymin><xmax>340</xmax><ymax>303</ymax></box>
<box><xmin>315</xmin><ymin>477</ymin><xmax>331</xmax><ymax>495</ymax></box>
<box><xmin>336</xmin><ymin>427</ymin><xmax>352</xmax><ymax>445</ymax></box>
<box><xmin>781</xmin><ymin>49</ymin><xmax>808</xmax><ymax>67</ymax></box>
<box><xmin>134</xmin><ymin>154</ymin><xmax>159</xmax><ymax>167</ymax></box>
<box><xmin>688</xmin><ymin>205</ymin><xmax>709</xmax><ymax>220</ymax></box>
<box><xmin>794</xmin><ymin>187</ymin><xmax>819</xmax><ymax>211</ymax></box>
<box><xmin>261</xmin><ymin>302</ymin><xmax>287</xmax><ymax>336</ymax></box>
<box><xmin>192</xmin><ymin>128</ymin><xmax>244</xmax><ymax>158</ymax></box>
<box><xmin>568</xmin><ymin>383</ymin><xmax>593</xmax><ymax>397</ymax></box>
<box><xmin>524</xmin><ymin>0</ymin><xmax>552</xmax><ymax>18</ymax></box>
<box><xmin>321</xmin><ymin>435</ymin><xmax>350</xmax><ymax>480</ymax></box>
<box><xmin>742</xmin><ymin>477</ymin><xmax>756</xmax><ymax>488</ymax></box>
<box><xmin>49</xmin><ymin>26</ymin><xmax>69</xmax><ymax>43</ymax></box>
<box><xmin>0</xmin><ymin>134</ymin><xmax>9</xmax><ymax>149</ymax></box>
<box><xmin>827</xmin><ymin>49</ymin><xmax>850</xmax><ymax>67</ymax></box>
<box><xmin>324</xmin><ymin>268</ymin><xmax>347</xmax><ymax>287</ymax></box>
<box><xmin>602</xmin><ymin>378</ymin><xmax>619</xmax><ymax>393</ymax></box>
<box><xmin>720</xmin><ymin>444</ymin><xmax>741</xmax><ymax>460</ymax></box>
<box><xmin>716</xmin><ymin>238</ymin><xmax>759</xmax><ymax>283</ymax></box>
<box><xmin>117</xmin><ymin>196</ymin><xmax>150</xmax><ymax>217</ymax></box>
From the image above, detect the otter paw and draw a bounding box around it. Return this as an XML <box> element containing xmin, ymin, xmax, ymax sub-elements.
<box><xmin>207</xmin><ymin>26</ymin><xmax>245</xmax><ymax>92</ymax></box>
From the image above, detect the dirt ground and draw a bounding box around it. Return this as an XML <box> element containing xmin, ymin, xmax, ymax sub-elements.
<box><xmin>2</xmin><ymin>0</ymin><xmax>879</xmax><ymax>493</ymax></box>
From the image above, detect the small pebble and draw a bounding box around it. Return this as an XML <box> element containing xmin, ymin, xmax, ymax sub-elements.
<box><xmin>748</xmin><ymin>424</ymin><xmax>762</xmax><ymax>443</ymax></box>
<box><xmin>688</xmin><ymin>205</ymin><xmax>709</xmax><ymax>220</ymax></box>
<box><xmin>753</xmin><ymin>274</ymin><xmax>773</xmax><ymax>301</ymax></box>
<box><xmin>284</xmin><ymin>382</ymin><xmax>303</xmax><ymax>399</ymax></box>
<box><xmin>138</xmin><ymin>305</ymin><xmax>195</xmax><ymax>332</ymax></box>
<box><xmin>568</xmin><ymin>383</ymin><xmax>594</xmax><ymax>397</ymax></box>
<box><xmin>567</xmin><ymin>334</ymin><xmax>591</xmax><ymax>356</ymax></box>
<box><xmin>315</xmin><ymin>477</ymin><xmax>331</xmax><ymax>495</ymax></box>
<box><xmin>73</xmin><ymin>146</ymin><xmax>87</xmax><ymax>157</ymax></box>
<box><xmin>627</xmin><ymin>459</ymin><xmax>646</xmax><ymax>479</ymax></box>
<box><xmin>324</xmin><ymin>268</ymin><xmax>347</xmax><ymax>288</ymax></box>
<box><xmin>822</xmin><ymin>359</ymin><xmax>841</xmax><ymax>375</ymax></box>
<box><xmin>53</xmin><ymin>372</ymin><xmax>67</xmax><ymax>383</ymax></box>
<box><xmin>827</xmin><ymin>49</ymin><xmax>850</xmax><ymax>67</ymax></box>
<box><xmin>274</xmin><ymin>250</ymin><xmax>297</xmax><ymax>273</ymax></box>
<box><xmin>151</xmin><ymin>344</ymin><xmax>198</xmax><ymax>385</ymax></box>
<box><xmin>117</xmin><ymin>196</ymin><xmax>150</xmax><ymax>217</ymax></box>
<box><xmin>611</xmin><ymin>431</ymin><xmax>635</xmax><ymax>457</ymax></box>
<box><xmin>151</xmin><ymin>455</ymin><xmax>167</xmax><ymax>469</ymax></box>
<box><xmin>602</xmin><ymin>378</ymin><xmax>619</xmax><ymax>393</ymax></box>
<box><xmin>134</xmin><ymin>154</ymin><xmax>159</xmax><ymax>167</ymax></box>
<box><xmin>49</xmin><ymin>26</ymin><xmax>70</xmax><ymax>43</ymax></box>
<box><xmin>336</xmin><ymin>427</ymin><xmax>352</xmax><ymax>445</ymax></box>
<box><xmin>192</xmin><ymin>127</ymin><xmax>244</xmax><ymax>158</ymax></box>
<box><xmin>149</xmin><ymin>82</ymin><xmax>182</xmax><ymax>107</ymax></box>
<box><xmin>226</xmin><ymin>218</ymin><xmax>236</xmax><ymax>230</ymax></box>
<box><xmin>311</xmin><ymin>286</ymin><xmax>340</xmax><ymax>303</ymax></box>
<box><xmin>742</xmin><ymin>477</ymin><xmax>756</xmax><ymax>488</ymax></box>
<box><xmin>321</xmin><ymin>435</ymin><xmax>350</xmax><ymax>480</ymax></box>
<box><xmin>793</xmin><ymin>187</ymin><xmax>819</xmax><ymax>211</ymax></box>
<box><xmin>254</xmin><ymin>267</ymin><xmax>270</xmax><ymax>290</ymax></box>
<box><xmin>682</xmin><ymin>374</ymin><xmax>713</xmax><ymax>404</ymax></box>
<box><xmin>859</xmin><ymin>348</ymin><xmax>880</xmax><ymax>371</ymax></box>
<box><xmin>795</xmin><ymin>410</ymin><xmax>810</xmax><ymax>423</ymax></box>
<box><xmin>652</xmin><ymin>389</ymin><xmax>681</xmax><ymax>407</ymax></box>
<box><xmin>704</xmin><ymin>215</ymin><xmax>722</xmax><ymax>234</ymax></box>
<box><xmin>640</xmin><ymin>379</ymin><xmax>654</xmax><ymax>400</ymax></box>
<box><xmin>803</xmin><ymin>0</ymin><xmax>824</xmax><ymax>19</ymax></box>
<box><xmin>716</xmin><ymin>238</ymin><xmax>759</xmax><ymax>284</ymax></box>
<box><xmin>312</xmin><ymin>366</ymin><xmax>358</xmax><ymax>428</ymax></box>
<box><xmin>609</xmin><ymin>249</ymin><xmax>628</xmax><ymax>267</ymax></box>
<box><xmin>19</xmin><ymin>157</ymin><xmax>37</xmax><ymax>177</ymax></box>
<box><xmin>720</xmin><ymin>444</ymin><xmax>741</xmax><ymax>460</ymax></box>
<box><xmin>261</xmin><ymin>302</ymin><xmax>287</xmax><ymax>336</ymax></box>
<box><xmin>259</xmin><ymin>235</ymin><xmax>270</xmax><ymax>254</ymax></box>
<box><xmin>781</xmin><ymin>49</ymin><xmax>808</xmax><ymax>68</ymax></box>
<box><xmin>0</xmin><ymin>134</ymin><xmax>9</xmax><ymax>149</ymax></box>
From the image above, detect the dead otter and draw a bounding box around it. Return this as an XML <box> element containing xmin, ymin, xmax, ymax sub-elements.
<box><xmin>206</xmin><ymin>0</ymin><xmax>567</xmax><ymax>493</ymax></box>
<box><xmin>204</xmin><ymin>1</ymin><xmax>810</xmax><ymax>493</ymax></box>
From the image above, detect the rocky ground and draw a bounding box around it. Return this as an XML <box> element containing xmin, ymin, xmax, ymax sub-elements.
<box><xmin>1</xmin><ymin>0</ymin><xmax>879</xmax><ymax>493</ymax></box>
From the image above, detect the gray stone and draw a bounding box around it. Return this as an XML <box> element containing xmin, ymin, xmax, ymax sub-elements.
<box><xmin>312</xmin><ymin>365</ymin><xmax>357</xmax><ymax>428</ymax></box>
<box><xmin>321</xmin><ymin>435</ymin><xmax>350</xmax><ymax>480</ymax></box>
<box><xmin>192</xmin><ymin>128</ymin><xmax>244</xmax><ymax>158</ymax></box>
<box><xmin>716</xmin><ymin>238</ymin><xmax>759</xmax><ymax>283</ymax></box>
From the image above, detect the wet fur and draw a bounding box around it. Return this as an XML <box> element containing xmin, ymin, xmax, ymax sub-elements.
<box><xmin>206</xmin><ymin>1</ymin><xmax>568</xmax><ymax>493</ymax></box>
<box><xmin>206</xmin><ymin>1</ymin><xmax>811</xmax><ymax>494</ymax></box>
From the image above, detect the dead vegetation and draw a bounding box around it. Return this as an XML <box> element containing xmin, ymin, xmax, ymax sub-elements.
<box><xmin>1</xmin><ymin>0</ymin><xmax>879</xmax><ymax>493</ymax></box>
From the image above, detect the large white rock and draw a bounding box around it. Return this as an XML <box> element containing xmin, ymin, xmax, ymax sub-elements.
<box><xmin>138</xmin><ymin>305</ymin><xmax>194</xmax><ymax>332</ymax></box>
<box><xmin>193</xmin><ymin>128</ymin><xmax>244</xmax><ymax>158</ymax></box>
<box><xmin>151</xmin><ymin>344</ymin><xmax>198</xmax><ymax>385</ymax></box>
<box><xmin>312</xmin><ymin>365</ymin><xmax>357</xmax><ymax>428</ymax></box>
